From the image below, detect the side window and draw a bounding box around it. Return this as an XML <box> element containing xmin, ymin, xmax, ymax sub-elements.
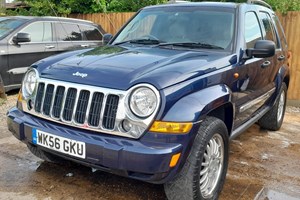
<box><xmin>56</xmin><ymin>23</ymin><xmax>82</xmax><ymax>41</ymax></box>
<box><xmin>259</xmin><ymin>12</ymin><xmax>279</xmax><ymax>48</ymax></box>
<box><xmin>79</xmin><ymin>25</ymin><xmax>103</xmax><ymax>41</ymax></box>
<box><xmin>21</xmin><ymin>22</ymin><xmax>52</xmax><ymax>42</ymax></box>
<box><xmin>273</xmin><ymin>14</ymin><xmax>288</xmax><ymax>49</ymax></box>
<box><xmin>245</xmin><ymin>12</ymin><xmax>262</xmax><ymax>48</ymax></box>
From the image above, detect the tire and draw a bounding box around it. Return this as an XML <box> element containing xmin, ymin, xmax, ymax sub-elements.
<box><xmin>258</xmin><ymin>83</ymin><xmax>287</xmax><ymax>131</ymax></box>
<box><xmin>27</xmin><ymin>144</ymin><xmax>66</xmax><ymax>163</ymax></box>
<box><xmin>164</xmin><ymin>117</ymin><xmax>229</xmax><ymax>200</ymax></box>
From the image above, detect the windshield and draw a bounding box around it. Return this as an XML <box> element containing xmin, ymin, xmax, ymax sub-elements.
<box><xmin>0</xmin><ymin>18</ymin><xmax>27</xmax><ymax>38</ymax></box>
<box><xmin>113</xmin><ymin>7</ymin><xmax>235</xmax><ymax>50</ymax></box>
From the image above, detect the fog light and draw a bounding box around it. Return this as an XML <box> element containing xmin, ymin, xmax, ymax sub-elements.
<box><xmin>122</xmin><ymin>119</ymin><xmax>133</xmax><ymax>132</ymax></box>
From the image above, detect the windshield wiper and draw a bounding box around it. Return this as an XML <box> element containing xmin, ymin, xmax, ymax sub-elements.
<box><xmin>156</xmin><ymin>42</ymin><xmax>224</xmax><ymax>50</ymax></box>
<box><xmin>114</xmin><ymin>39</ymin><xmax>161</xmax><ymax>45</ymax></box>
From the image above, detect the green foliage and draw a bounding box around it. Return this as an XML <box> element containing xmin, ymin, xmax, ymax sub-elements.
<box><xmin>191</xmin><ymin>0</ymin><xmax>300</xmax><ymax>13</ymax></box>
<box><xmin>265</xmin><ymin>0</ymin><xmax>300</xmax><ymax>14</ymax></box>
<box><xmin>106</xmin><ymin>0</ymin><xmax>167</xmax><ymax>12</ymax></box>
<box><xmin>5</xmin><ymin>0</ymin><xmax>299</xmax><ymax>16</ymax></box>
<box><xmin>6</xmin><ymin>0</ymin><xmax>167</xmax><ymax>16</ymax></box>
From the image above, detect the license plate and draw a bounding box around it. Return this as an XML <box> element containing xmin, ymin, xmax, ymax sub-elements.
<box><xmin>32</xmin><ymin>129</ymin><xmax>86</xmax><ymax>159</ymax></box>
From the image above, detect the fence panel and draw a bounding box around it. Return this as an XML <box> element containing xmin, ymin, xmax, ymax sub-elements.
<box><xmin>278</xmin><ymin>12</ymin><xmax>300</xmax><ymax>101</ymax></box>
<box><xmin>69</xmin><ymin>12</ymin><xmax>135</xmax><ymax>35</ymax></box>
<box><xmin>70</xmin><ymin>12</ymin><xmax>300</xmax><ymax>101</ymax></box>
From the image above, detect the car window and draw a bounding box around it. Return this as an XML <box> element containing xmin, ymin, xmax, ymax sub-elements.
<box><xmin>245</xmin><ymin>12</ymin><xmax>262</xmax><ymax>48</ymax></box>
<box><xmin>0</xmin><ymin>19</ymin><xmax>26</xmax><ymax>38</ymax></box>
<box><xmin>259</xmin><ymin>12</ymin><xmax>279</xmax><ymax>48</ymax></box>
<box><xmin>79</xmin><ymin>25</ymin><xmax>103</xmax><ymax>41</ymax></box>
<box><xmin>113</xmin><ymin>7</ymin><xmax>235</xmax><ymax>50</ymax></box>
<box><xmin>56</xmin><ymin>23</ymin><xmax>82</xmax><ymax>41</ymax></box>
<box><xmin>272</xmin><ymin>14</ymin><xmax>288</xmax><ymax>50</ymax></box>
<box><xmin>22</xmin><ymin>22</ymin><xmax>53</xmax><ymax>42</ymax></box>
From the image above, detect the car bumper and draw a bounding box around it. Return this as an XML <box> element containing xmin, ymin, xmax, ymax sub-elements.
<box><xmin>7</xmin><ymin>107</ymin><xmax>188</xmax><ymax>184</ymax></box>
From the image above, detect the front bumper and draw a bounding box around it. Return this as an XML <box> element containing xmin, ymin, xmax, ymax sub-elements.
<box><xmin>7</xmin><ymin>107</ymin><xmax>188</xmax><ymax>184</ymax></box>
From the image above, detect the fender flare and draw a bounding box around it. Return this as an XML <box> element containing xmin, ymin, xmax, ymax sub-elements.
<box><xmin>271</xmin><ymin>65</ymin><xmax>289</xmax><ymax>105</ymax></box>
<box><xmin>162</xmin><ymin>84</ymin><xmax>232</xmax><ymax>122</ymax></box>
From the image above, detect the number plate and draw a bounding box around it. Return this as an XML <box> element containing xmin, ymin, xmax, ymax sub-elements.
<box><xmin>32</xmin><ymin>129</ymin><xmax>86</xmax><ymax>159</ymax></box>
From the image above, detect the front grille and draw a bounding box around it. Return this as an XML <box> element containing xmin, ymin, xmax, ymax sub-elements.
<box><xmin>34</xmin><ymin>82</ymin><xmax>120</xmax><ymax>130</ymax></box>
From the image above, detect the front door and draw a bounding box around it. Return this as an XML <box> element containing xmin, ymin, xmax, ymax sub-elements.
<box><xmin>8</xmin><ymin>21</ymin><xmax>57</xmax><ymax>87</ymax></box>
<box><xmin>233</xmin><ymin>11</ymin><xmax>278</xmax><ymax>128</ymax></box>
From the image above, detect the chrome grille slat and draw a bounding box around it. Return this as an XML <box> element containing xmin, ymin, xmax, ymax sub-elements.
<box><xmin>49</xmin><ymin>85</ymin><xmax>58</xmax><ymax>118</ymax></box>
<box><xmin>42</xmin><ymin>84</ymin><xmax>54</xmax><ymax>116</ymax></box>
<box><xmin>34</xmin><ymin>83</ymin><xmax>45</xmax><ymax>113</ymax></box>
<box><xmin>103</xmin><ymin>94</ymin><xmax>119</xmax><ymax>130</ymax></box>
<box><xmin>88</xmin><ymin>92</ymin><xmax>104</xmax><ymax>127</ymax></box>
<box><xmin>63</xmin><ymin>88</ymin><xmax>77</xmax><ymax>121</ymax></box>
<box><xmin>75</xmin><ymin>90</ymin><xmax>90</xmax><ymax>124</ymax></box>
<box><xmin>52</xmin><ymin>86</ymin><xmax>65</xmax><ymax>119</ymax></box>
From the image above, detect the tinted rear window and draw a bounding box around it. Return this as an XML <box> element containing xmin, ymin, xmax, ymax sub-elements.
<box><xmin>80</xmin><ymin>25</ymin><xmax>103</xmax><ymax>41</ymax></box>
<box><xmin>55</xmin><ymin>23</ymin><xmax>82</xmax><ymax>41</ymax></box>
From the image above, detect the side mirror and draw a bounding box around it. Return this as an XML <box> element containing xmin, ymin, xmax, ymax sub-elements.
<box><xmin>246</xmin><ymin>40</ymin><xmax>275</xmax><ymax>58</ymax></box>
<box><xmin>12</xmin><ymin>32</ymin><xmax>31</xmax><ymax>44</ymax></box>
<box><xmin>103</xmin><ymin>33</ymin><xmax>113</xmax><ymax>45</ymax></box>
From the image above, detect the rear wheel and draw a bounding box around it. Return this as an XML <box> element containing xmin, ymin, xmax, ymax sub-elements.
<box><xmin>258</xmin><ymin>83</ymin><xmax>287</xmax><ymax>131</ymax></box>
<box><xmin>164</xmin><ymin>117</ymin><xmax>229</xmax><ymax>200</ymax></box>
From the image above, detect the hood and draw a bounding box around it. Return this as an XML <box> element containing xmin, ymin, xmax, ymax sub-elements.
<box><xmin>40</xmin><ymin>45</ymin><xmax>234</xmax><ymax>90</ymax></box>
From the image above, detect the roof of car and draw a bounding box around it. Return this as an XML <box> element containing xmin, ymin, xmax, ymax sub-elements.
<box><xmin>144</xmin><ymin>2</ymin><xmax>238</xmax><ymax>10</ymax></box>
<box><xmin>144</xmin><ymin>1</ymin><xmax>273</xmax><ymax>10</ymax></box>
<box><xmin>2</xmin><ymin>16</ymin><xmax>95</xmax><ymax>25</ymax></box>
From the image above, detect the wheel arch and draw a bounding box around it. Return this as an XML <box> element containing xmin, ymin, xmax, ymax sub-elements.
<box><xmin>162</xmin><ymin>84</ymin><xmax>234</xmax><ymax>135</ymax></box>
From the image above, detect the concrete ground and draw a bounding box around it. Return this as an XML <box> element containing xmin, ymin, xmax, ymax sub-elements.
<box><xmin>1</xmin><ymin>91</ymin><xmax>300</xmax><ymax>200</ymax></box>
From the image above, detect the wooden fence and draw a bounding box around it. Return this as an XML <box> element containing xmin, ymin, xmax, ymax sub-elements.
<box><xmin>70</xmin><ymin>12</ymin><xmax>300</xmax><ymax>102</ymax></box>
<box><xmin>69</xmin><ymin>12</ymin><xmax>135</xmax><ymax>35</ymax></box>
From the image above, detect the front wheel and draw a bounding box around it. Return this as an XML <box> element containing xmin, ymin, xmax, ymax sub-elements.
<box><xmin>258</xmin><ymin>83</ymin><xmax>287</xmax><ymax>131</ymax></box>
<box><xmin>164</xmin><ymin>117</ymin><xmax>229</xmax><ymax>200</ymax></box>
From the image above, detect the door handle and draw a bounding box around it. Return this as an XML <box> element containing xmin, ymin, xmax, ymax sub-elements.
<box><xmin>278</xmin><ymin>55</ymin><xmax>285</xmax><ymax>61</ymax></box>
<box><xmin>261</xmin><ymin>61</ymin><xmax>271</xmax><ymax>68</ymax></box>
<box><xmin>45</xmin><ymin>45</ymin><xmax>55</xmax><ymax>49</ymax></box>
<box><xmin>80</xmin><ymin>44</ymin><xmax>89</xmax><ymax>48</ymax></box>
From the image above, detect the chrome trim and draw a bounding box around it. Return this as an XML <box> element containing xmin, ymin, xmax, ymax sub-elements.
<box><xmin>239</xmin><ymin>88</ymin><xmax>276</xmax><ymax>113</ymax></box>
<box><xmin>21</xmin><ymin>78</ymin><xmax>161</xmax><ymax>139</ymax></box>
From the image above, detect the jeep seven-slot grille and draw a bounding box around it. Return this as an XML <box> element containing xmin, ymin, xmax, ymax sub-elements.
<box><xmin>34</xmin><ymin>83</ymin><xmax>119</xmax><ymax>130</ymax></box>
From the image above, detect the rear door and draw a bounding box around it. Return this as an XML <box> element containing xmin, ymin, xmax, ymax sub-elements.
<box><xmin>54</xmin><ymin>22</ymin><xmax>88</xmax><ymax>52</ymax></box>
<box><xmin>8</xmin><ymin>21</ymin><xmax>57</xmax><ymax>86</ymax></box>
<box><xmin>54</xmin><ymin>22</ymin><xmax>103</xmax><ymax>52</ymax></box>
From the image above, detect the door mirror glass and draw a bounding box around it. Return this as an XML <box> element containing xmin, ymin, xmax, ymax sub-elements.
<box><xmin>12</xmin><ymin>32</ymin><xmax>31</xmax><ymax>44</ymax></box>
<box><xmin>103</xmin><ymin>33</ymin><xmax>113</xmax><ymax>45</ymax></box>
<box><xmin>246</xmin><ymin>40</ymin><xmax>275</xmax><ymax>58</ymax></box>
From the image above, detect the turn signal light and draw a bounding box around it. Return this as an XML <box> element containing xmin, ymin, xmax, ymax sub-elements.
<box><xmin>17</xmin><ymin>91</ymin><xmax>23</xmax><ymax>102</ymax></box>
<box><xmin>170</xmin><ymin>153</ymin><xmax>181</xmax><ymax>168</ymax></box>
<box><xmin>150</xmin><ymin>121</ymin><xmax>193</xmax><ymax>134</ymax></box>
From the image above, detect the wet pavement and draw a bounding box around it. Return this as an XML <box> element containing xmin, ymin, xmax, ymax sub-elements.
<box><xmin>1</xmin><ymin>91</ymin><xmax>300</xmax><ymax>200</ymax></box>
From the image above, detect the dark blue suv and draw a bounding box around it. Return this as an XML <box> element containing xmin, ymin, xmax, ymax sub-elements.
<box><xmin>7</xmin><ymin>1</ymin><xmax>289</xmax><ymax>199</ymax></box>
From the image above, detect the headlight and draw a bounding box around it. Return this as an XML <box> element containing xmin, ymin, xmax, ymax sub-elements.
<box><xmin>22</xmin><ymin>69</ymin><xmax>38</xmax><ymax>98</ymax></box>
<box><xmin>129</xmin><ymin>87</ymin><xmax>158</xmax><ymax>118</ymax></box>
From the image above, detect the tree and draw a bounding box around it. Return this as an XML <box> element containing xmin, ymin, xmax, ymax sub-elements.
<box><xmin>7</xmin><ymin>0</ymin><xmax>167</xmax><ymax>16</ymax></box>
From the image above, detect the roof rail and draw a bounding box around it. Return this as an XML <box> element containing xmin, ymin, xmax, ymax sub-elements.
<box><xmin>247</xmin><ymin>0</ymin><xmax>272</xmax><ymax>9</ymax></box>
<box><xmin>167</xmin><ymin>0</ymin><xmax>190</xmax><ymax>4</ymax></box>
